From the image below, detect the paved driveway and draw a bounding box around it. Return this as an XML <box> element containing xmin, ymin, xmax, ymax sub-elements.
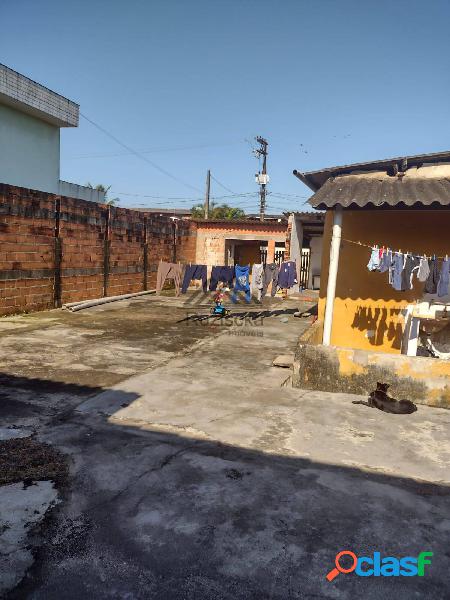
<box><xmin>1</xmin><ymin>295</ymin><xmax>449</xmax><ymax>599</ymax></box>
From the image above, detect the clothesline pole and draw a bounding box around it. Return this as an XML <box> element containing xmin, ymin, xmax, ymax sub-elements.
<box><xmin>323</xmin><ymin>206</ymin><xmax>342</xmax><ymax>346</ymax></box>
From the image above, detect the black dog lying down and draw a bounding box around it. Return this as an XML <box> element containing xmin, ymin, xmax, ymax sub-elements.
<box><xmin>353</xmin><ymin>382</ymin><xmax>418</xmax><ymax>414</ymax></box>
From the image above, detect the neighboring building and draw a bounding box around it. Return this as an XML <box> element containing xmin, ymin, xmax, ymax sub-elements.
<box><xmin>292</xmin><ymin>150</ymin><xmax>450</xmax><ymax>407</ymax></box>
<box><xmin>0</xmin><ymin>63</ymin><xmax>104</xmax><ymax>202</ymax></box>
<box><xmin>286</xmin><ymin>211</ymin><xmax>325</xmax><ymax>290</ymax></box>
<box><xmin>194</xmin><ymin>219</ymin><xmax>288</xmax><ymax>267</ymax></box>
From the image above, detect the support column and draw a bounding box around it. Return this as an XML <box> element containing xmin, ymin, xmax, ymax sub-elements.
<box><xmin>267</xmin><ymin>239</ymin><xmax>275</xmax><ymax>263</ymax></box>
<box><xmin>53</xmin><ymin>197</ymin><xmax>62</xmax><ymax>308</ymax></box>
<box><xmin>103</xmin><ymin>206</ymin><xmax>111</xmax><ymax>297</ymax></box>
<box><xmin>143</xmin><ymin>216</ymin><xmax>149</xmax><ymax>291</ymax></box>
<box><xmin>323</xmin><ymin>206</ymin><xmax>343</xmax><ymax>346</ymax></box>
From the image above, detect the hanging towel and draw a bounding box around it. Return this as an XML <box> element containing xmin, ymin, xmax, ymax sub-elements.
<box><xmin>424</xmin><ymin>259</ymin><xmax>439</xmax><ymax>294</ymax></box>
<box><xmin>417</xmin><ymin>257</ymin><xmax>430</xmax><ymax>282</ymax></box>
<box><xmin>437</xmin><ymin>258</ymin><xmax>450</xmax><ymax>297</ymax></box>
<box><xmin>251</xmin><ymin>263</ymin><xmax>264</xmax><ymax>301</ymax></box>
<box><xmin>181</xmin><ymin>264</ymin><xmax>207</xmax><ymax>293</ymax></box>
<box><xmin>277</xmin><ymin>261</ymin><xmax>298</xmax><ymax>289</ymax></box>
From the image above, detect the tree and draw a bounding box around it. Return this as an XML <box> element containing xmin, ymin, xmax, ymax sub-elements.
<box><xmin>191</xmin><ymin>202</ymin><xmax>245</xmax><ymax>220</ymax></box>
<box><xmin>86</xmin><ymin>183</ymin><xmax>118</xmax><ymax>206</ymax></box>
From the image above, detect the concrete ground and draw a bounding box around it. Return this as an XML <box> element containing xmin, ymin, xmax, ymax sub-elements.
<box><xmin>1</xmin><ymin>293</ymin><xmax>449</xmax><ymax>599</ymax></box>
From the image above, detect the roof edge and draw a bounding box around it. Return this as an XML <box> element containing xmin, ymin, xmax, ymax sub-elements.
<box><xmin>293</xmin><ymin>169</ymin><xmax>319</xmax><ymax>192</ymax></box>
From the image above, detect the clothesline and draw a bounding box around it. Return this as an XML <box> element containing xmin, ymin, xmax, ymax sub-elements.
<box><xmin>341</xmin><ymin>238</ymin><xmax>449</xmax><ymax>261</ymax></box>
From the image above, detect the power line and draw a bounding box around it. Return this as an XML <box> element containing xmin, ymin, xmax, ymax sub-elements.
<box><xmin>210</xmin><ymin>173</ymin><xmax>236</xmax><ymax>195</ymax></box>
<box><xmin>65</xmin><ymin>140</ymin><xmax>243</xmax><ymax>160</ymax></box>
<box><xmin>80</xmin><ymin>112</ymin><xmax>203</xmax><ymax>194</ymax></box>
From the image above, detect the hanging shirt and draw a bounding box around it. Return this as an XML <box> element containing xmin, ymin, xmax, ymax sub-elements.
<box><xmin>367</xmin><ymin>248</ymin><xmax>380</xmax><ymax>271</ymax></box>
<box><xmin>233</xmin><ymin>265</ymin><xmax>250</xmax><ymax>291</ymax></box>
<box><xmin>277</xmin><ymin>261</ymin><xmax>298</xmax><ymax>289</ymax></box>
<box><xmin>391</xmin><ymin>253</ymin><xmax>404</xmax><ymax>291</ymax></box>
<box><xmin>437</xmin><ymin>258</ymin><xmax>450</xmax><ymax>297</ymax></box>
<box><xmin>417</xmin><ymin>257</ymin><xmax>430</xmax><ymax>282</ymax></box>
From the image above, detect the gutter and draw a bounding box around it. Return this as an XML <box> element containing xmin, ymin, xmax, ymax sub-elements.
<box><xmin>292</xmin><ymin>169</ymin><xmax>319</xmax><ymax>192</ymax></box>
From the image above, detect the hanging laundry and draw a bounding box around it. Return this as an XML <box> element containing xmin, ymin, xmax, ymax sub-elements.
<box><xmin>156</xmin><ymin>262</ymin><xmax>183</xmax><ymax>296</ymax></box>
<box><xmin>251</xmin><ymin>263</ymin><xmax>264</xmax><ymax>301</ymax></box>
<box><xmin>417</xmin><ymin>257</ymin><xmax>430</xmax><ymax>283</ymax></box>
<box><xmin>277</xmin><ymin>260</ymin><xmax>298</xmax><ymax>289</ymax></box>
<box><xmin>209</xmin><ymin>266</ymin><xmax>235</xmax><ymax>291</ymax></box>
<box><xmin>437</xmin><ymin>258</ymin><xmax>450</xmax><ymax>297</ymax></box>
<box><xmin>261</xmin><ymin>263</ymin><xmax>280</xmax><ymax>299</ymax></box>
<box><xmin>424</xmin><ymin>258</ymin><xmax>440</xmax><ymax>294</ymax></box>
<box><xmin>401</xmin><ymin>255</ymin><xmax>420</xmax><ymax>291</ymax></box>
<box><xmin>231</xmin><ymin>265</ymin><xmax>251</xmax><ymax>303</ymax></box>
<box><xmin>391</xmin><ymin>252</ymin><xmax>405</xmax><ymax>291</ymax></box>
<box><xmin>367</xmin><ymin>247</ymin><xmax>381</xmax><ymax>271</ymax></box>
<box><xmin>379</xmin><ymin>249</ymin><xmax>392</xmax><ymax>274</ymax></box>
<box><xmin>181</xmin><ymin>264</ymin><xmax>207</xmax><ymax>294</ymax></box>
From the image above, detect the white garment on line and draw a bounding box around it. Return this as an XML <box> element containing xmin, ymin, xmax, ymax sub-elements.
<box><xmin>251</xmin><ymin>263</ymin><xmax>264</xmax><ymax>300</ymax></box>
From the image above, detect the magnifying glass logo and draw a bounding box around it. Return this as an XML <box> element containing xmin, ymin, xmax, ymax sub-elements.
<box><xmin>326</xmin><ymin>550</ymin><xmax>358</xmax><ymax>581</ymax></box>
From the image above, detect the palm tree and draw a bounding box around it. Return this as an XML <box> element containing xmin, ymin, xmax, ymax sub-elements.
<box><xmin>86</xmin><ymin>183</ymin><xmax>118</xmax><ymax>205</ymax></box>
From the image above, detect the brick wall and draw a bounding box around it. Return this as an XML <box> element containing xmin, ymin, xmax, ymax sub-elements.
<box><xmin>0</xmin><ymin>184</ymin><xmax>197</xmax><ymax>316</ymax></box>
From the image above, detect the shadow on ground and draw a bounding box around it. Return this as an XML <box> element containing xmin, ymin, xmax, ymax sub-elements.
<box><xmin>1</xmin><ymin>372</ymin><xmax>449</xmax><ymax>600</ymax></box>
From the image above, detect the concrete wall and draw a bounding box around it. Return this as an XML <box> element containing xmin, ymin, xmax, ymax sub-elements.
<box><xmin>292</xmin><ymin>342</ymin><xmax>450</xmax><ymax>408</ymax></box>
<box><xmin>58</xmin><ymin>181</ymin><xmax>106</xmax><ymax>203</ymax></box>
<box><xmin>0</xmin><ymin>63</ymin><xmax>78</xmax><ymax>127</ymax></box>
<box><xmin>308</xmin><ymin>236</ymin><xmax>323</xmax><ymax>289</ymax></box>
<box><xmin>287</xmin><ymin>215</ymin><xmax>303</xmax><ymax>292</ymax></box>
<box><xmin>0</xmin><ymin>104</ymin><xmax>60</xmax><ymax>194</ymax></box>
<box><xmin>0</xmin><ymin>183</ymin><xmax>197</xmax><ymax>315</ymax></box>
<box><xmin>319</xmin><ymin>209</ymin><xmax>450</xmax><ymax>353</ymax></box>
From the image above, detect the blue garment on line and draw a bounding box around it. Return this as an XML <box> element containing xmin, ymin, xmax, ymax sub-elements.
<box><xmin>391</xmin><ymin>253</ymin><xmax>404</xmax><ymax>291</ymax></box>
<box><xmin>277</xmin><ymin>261</ymin><xmax>297</xmax><ymax>289</ymax></box>
<box><xmin>231</xmin><ymin>265</ymin><xmax>251</xmax><ymax>303</ymax></box>
<box><xmin>437</xmin><ymin>258</ymin><xmax>450</xmax><ymax>297</ymax></box>
<box><xmin>379</xmin><ymin>250</ymin><xmax>392</xmax><ymax>273</ymax></box>
<box><xmin>367</xmin><ymin>248</ymin><xmax>380</xmax><ymax>271</ymax></box>
<box><xmin>181</xmin><ymin>264</ymin><xmax>207</xmax><ymax>293</ymax></box>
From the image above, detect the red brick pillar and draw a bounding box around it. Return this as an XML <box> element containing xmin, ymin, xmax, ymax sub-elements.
<box><xmin>267</xmin><ymin>239</ymin><xmax>275</xmax><ymax>263</ymax></box>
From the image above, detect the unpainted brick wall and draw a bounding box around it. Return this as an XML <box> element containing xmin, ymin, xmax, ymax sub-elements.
<box><xmin>0</xmin><ymin>184</ymin><xmax>197</xmax><ymax>315</ymax></box>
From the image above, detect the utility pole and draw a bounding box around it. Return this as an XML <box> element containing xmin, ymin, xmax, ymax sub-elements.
<box><xmin>255</xmin><ymin>137</ymin><xmax>268</xmax><ymax>221</ymax></box>
<box><xmin>204</xmin><ymin>169</ymin><xmax>211</xmax><ymax>219</ymax></box>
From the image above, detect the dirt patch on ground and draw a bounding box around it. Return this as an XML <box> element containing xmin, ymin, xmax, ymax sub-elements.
<box><xmin>0</xmin><ymin>437</ymin><xmax>68</xmax><ymax>487</ymax></box>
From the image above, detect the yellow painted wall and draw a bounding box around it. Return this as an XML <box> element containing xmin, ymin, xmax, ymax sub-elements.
<box><xmin>319</xmin><ymin>209</ymin><xmax>450</xmax><ymax>354</ymax></box>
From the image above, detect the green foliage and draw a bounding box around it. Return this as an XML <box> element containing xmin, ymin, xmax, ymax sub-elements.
<box><xmin>86</xmin><ymin>183</ymin><xmax>118</xmax><ymax>205</ymax></box>
<box><xmin>191</xmin><ymin>202</ymin><xmax>245</xmax><ymax>220</ymax></box>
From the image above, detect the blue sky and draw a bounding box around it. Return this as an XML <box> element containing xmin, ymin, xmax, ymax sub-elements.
<box><xmin>1</xmin><ymin>0</ymin><xmax>450</xmax><ymax>213</ymax></box>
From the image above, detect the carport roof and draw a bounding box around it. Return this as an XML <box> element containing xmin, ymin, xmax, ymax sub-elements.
<box><xmin>304</xmin><ymin>176</ymin><xmax>450</xmax><ymax>210</ymax></box>
<box><xmin>293</xmin><ymin>150</ymin><xmax>450</xmax><ymax>210</ymax></box>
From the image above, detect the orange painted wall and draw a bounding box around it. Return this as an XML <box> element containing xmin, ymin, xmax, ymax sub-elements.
<box><xmin>318</xmin><ymin>209</ymin><xmax>450</xmax><ymax>354</ymax></box>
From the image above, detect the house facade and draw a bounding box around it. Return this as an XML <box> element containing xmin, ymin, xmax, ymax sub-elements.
<box><xmin>194</xmin><ymin>219</ymin><xmax>288</xmax><ymax>267</ymax></box>
<box><xmin>0</xmin><ymin>63</ymin><xmax>104</xmax><ymax>202</ymax></box>
<box><xmin>292</xmin><ymin>151</ymin><xmax>450</xmax><ymax>407</ymax></box>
